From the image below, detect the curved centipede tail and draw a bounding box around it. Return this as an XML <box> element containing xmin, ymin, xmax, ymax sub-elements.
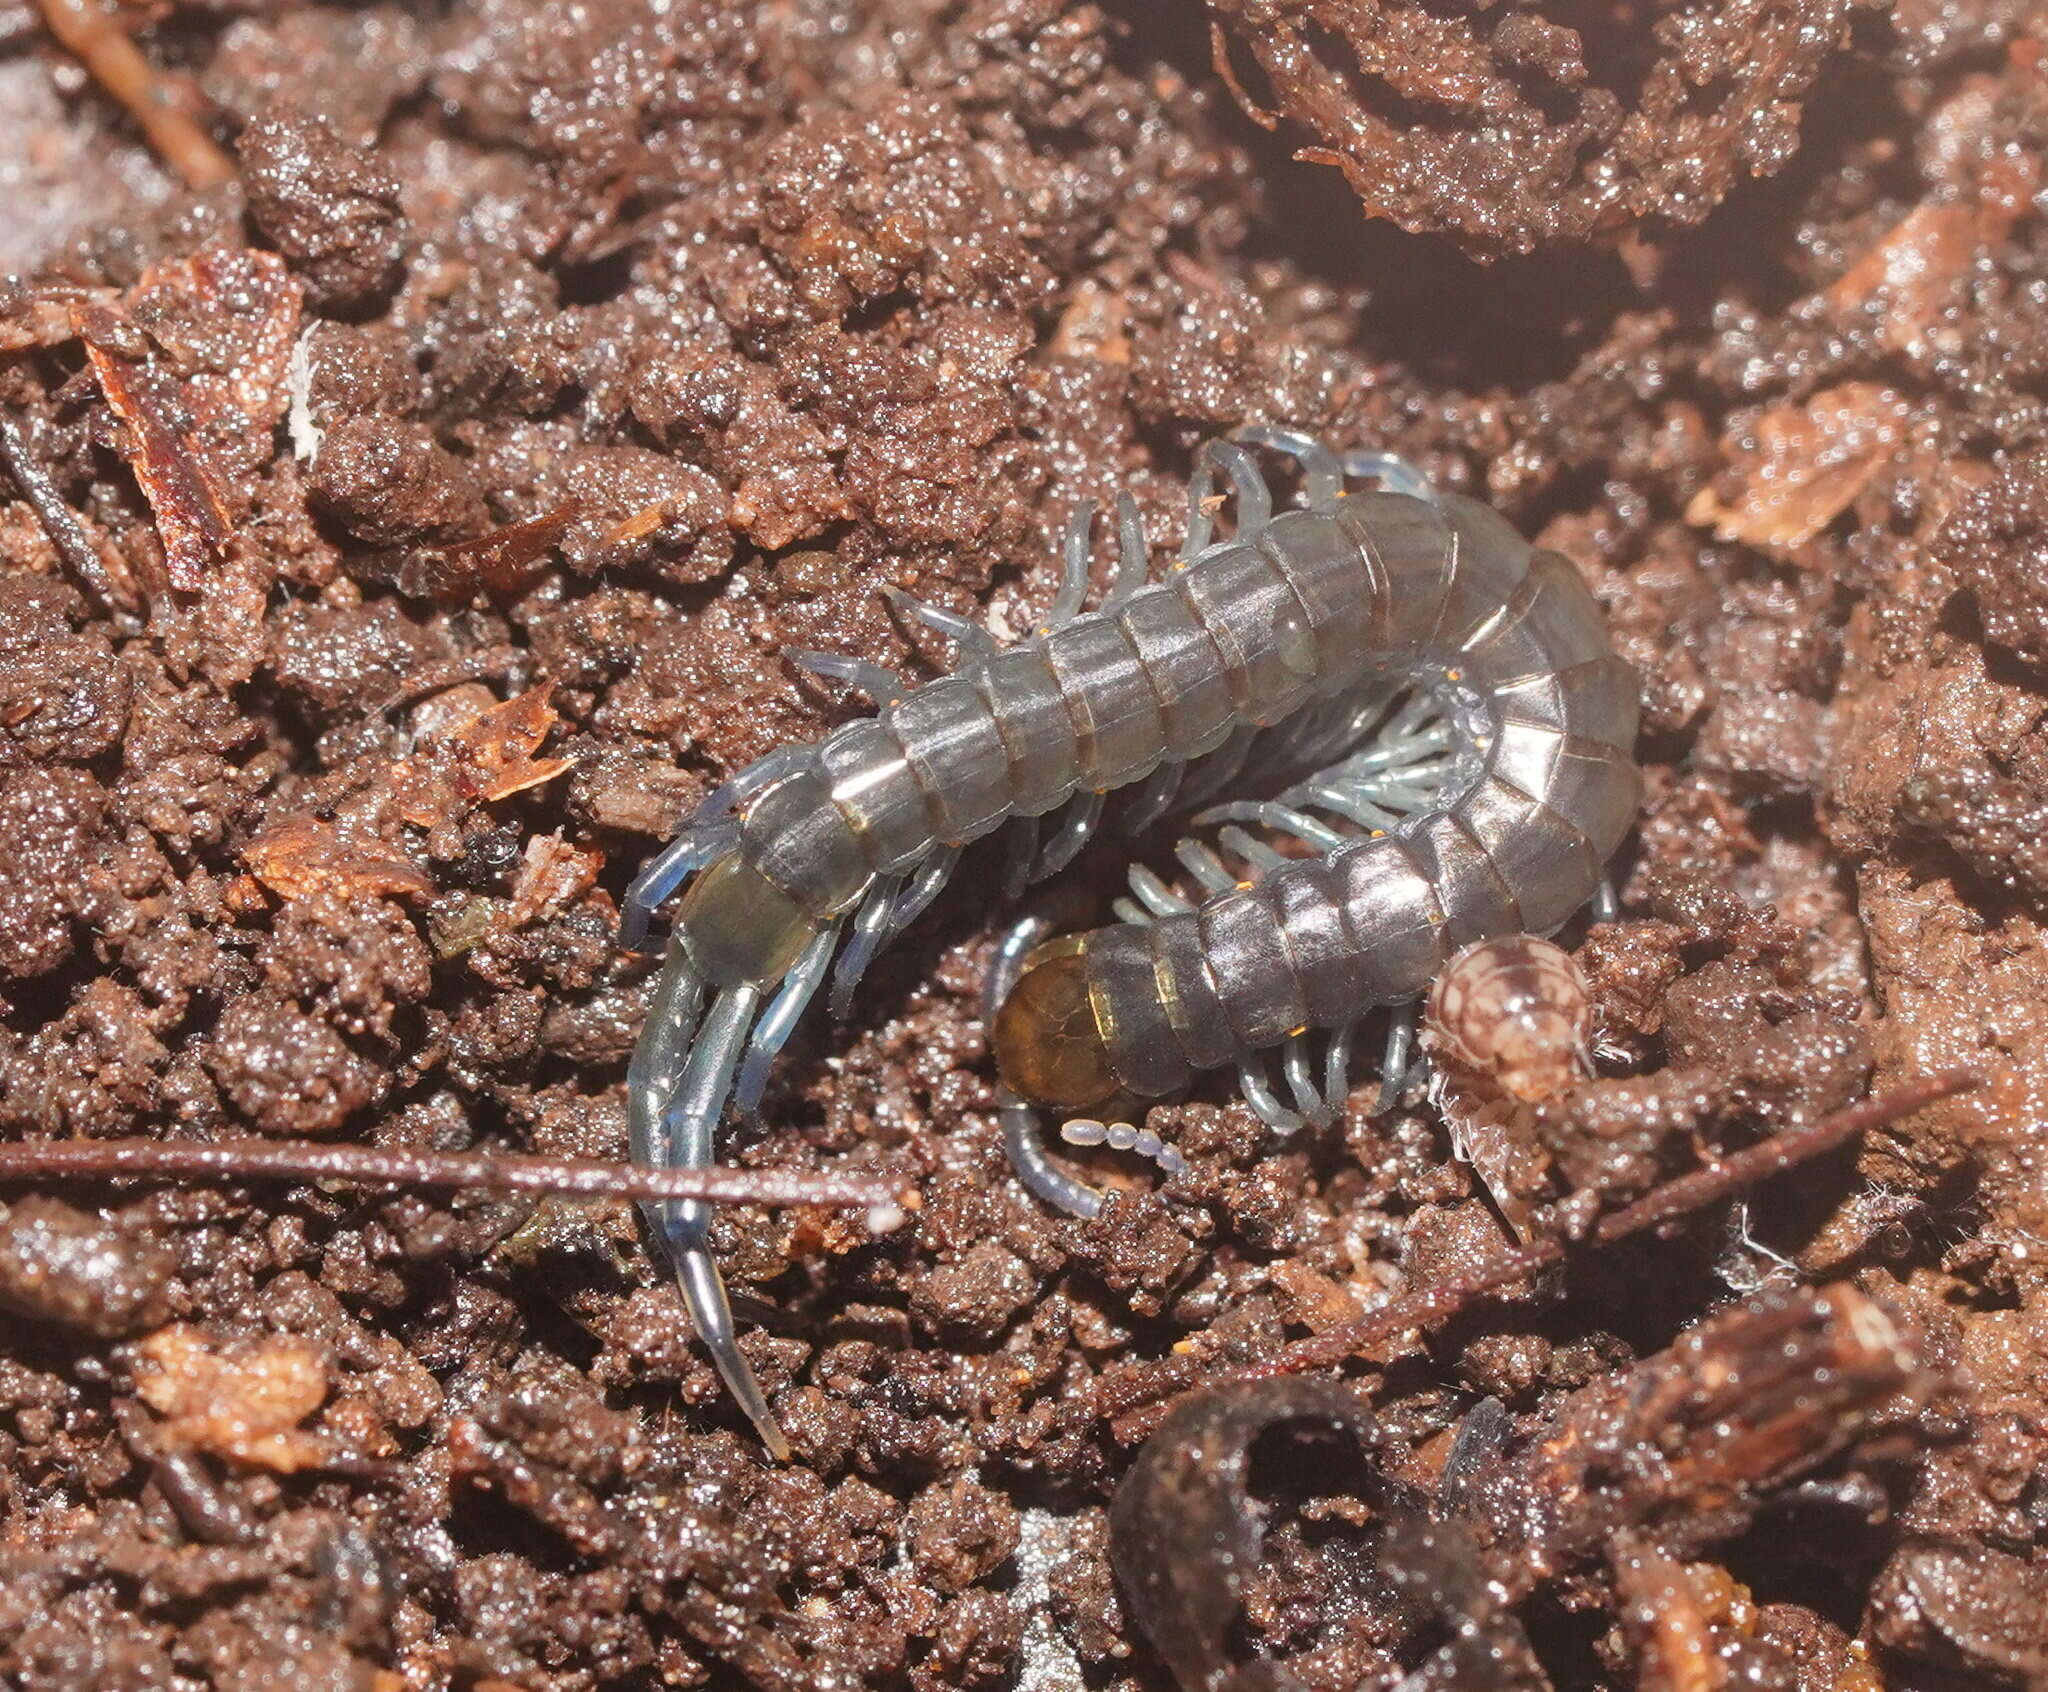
<box><xmin>630</xmin><ymin>958</ymin><xmax>791</xmax><ymax>1459</ymax></box>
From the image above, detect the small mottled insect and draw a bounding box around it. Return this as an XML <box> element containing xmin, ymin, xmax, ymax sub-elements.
<box><xmin>1418</xmin><ymin>934</ymin><xmax>1597</xmax><ymax>1239</ymax></box>
<box><xmin>624</xmin><ymin>427</ymin><xmax>1639</xmax><ymax>1454</ymax></box>
<box><xmin>1423</xmin><ymin>934</ymin><xmax>1594</xmax><ymax>1106</ymax></box>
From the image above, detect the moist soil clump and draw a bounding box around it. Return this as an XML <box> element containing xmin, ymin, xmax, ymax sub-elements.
<box><xmin>2</xmin><ymin>2</ymin><xmax>2047</xmax><ymax>1688</ymax></box>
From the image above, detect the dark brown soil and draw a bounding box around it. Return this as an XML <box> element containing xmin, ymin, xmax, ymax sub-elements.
<box><xmin>2</xmin><ymin>2</ymin><xmax>2046</xmax><ymax>1688</ymax></box>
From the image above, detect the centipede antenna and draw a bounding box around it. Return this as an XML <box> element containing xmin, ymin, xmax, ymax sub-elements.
<box><xmin>1238</xmin><ymin>1054</ymin><xmax>1306</xmax><ymax>1136</ymax></box>
<box><xmin>984</xmin><ymin>911</ymin><xmax>1057</xmax><ymax>1024</ymax></box>
<box><xmin>1052</xmin><ymin>504</ymin><xmax>1094</xmax><ymax>626</ymax></box>
<box><xmin>732</xmin><ymin>926</ymin><xmax>838</xmax><ymax>1121</ymax></box>
<box><xmin>1281</xmin><ymin>1035</ymin><xmax>1327</xmax><ymax>1127</ymax></box>
<box><xmin>1001</xmin><ymin>1091</ymin><xmax>1106</xmax><ymax>1220</ymax></box>
<box><xmin>999</xmin><ymin>813</ymin><xmax>1040</xmax><ymax>902</ymax></box>
<box><xmin>1342</xmin><ymin>448</ymin><xmax>1435</xmax><ymax>504</ymax></box>
<box><xmin>1035</xmin><ymin>790</ymin><xmax>1104</xmax><ymax>880</ymax></box>
<box><xmin>642</xmin><ymin>982</ymin><xmax>788</xmax><ymax>1459</ymax></box>
<box><xmin>1204</xmin><ymin>440</ymin><xmax>1272</xmax><ymax>532</ymax></box>
<box><xmin>881</xmin><ymin>586</ymin><xmax>1000</xmax><ymax>668</ymax></box>
<box><xmin>620</xmin><ymin>825</ymin><xmax>735</xmax><ymax>951</ymax></box>
<box><xmin>1120</xmin><ymin>758</ymin><xmax>1187</xmax><ymax>836</ymax></box>
<box><xmin>786</xmin><ymin>649</ymin><xmax>912</xmax><ymax>706</ymax></box>
<box><xmin>828</xmin><ymin>875</ymin><xmax>905</xmax><ymax>1020</ymax></box>
<box><xmin>1067</xmin><ymin>1119</ymin><xmax>1191</xmax><ymax>1180</ymax></box>
<box><xmin>1104</xmin><ymin>492</ymin><xmax>1150</xmax><ymax>606</ymax></box>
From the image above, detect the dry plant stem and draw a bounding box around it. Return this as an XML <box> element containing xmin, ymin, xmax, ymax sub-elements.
<box><xmin>0</xmin><ymin>1135</ymin><xmax>911</xmax><ymax>1212</ymax></box>
<box><xmin>37</xmin><ymin>0</ymin><xmax>236</xmax><ymax>189</ymax></box>
<box><xmin>1109</xmin><ymin>1068</ymin><xmax>1982</xmax><ymax>1443</ymax></box>
<box><xmin>0</xmin><ymin>411</ymin><xmax>119</xmax><ymax>606</ymax></box>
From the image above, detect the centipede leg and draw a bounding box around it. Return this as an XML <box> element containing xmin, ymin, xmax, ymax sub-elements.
<box><xmin>639</xmin><ymin>981</ymin><xmax>789</xmax><ymax>1458</ymax></box>
<box><xmin>732</xmin><ymin>925</ymin><xmax>839</xmax><ymax>1121</ymax></box>
<box><xmin>999</xmin><ymin>814</ymin><xmax>1040</xmax><ymax>902</ymax></box>
<box><xmin>1120</xmin><ymin>758</ymin><xmax>1187</xmax><ymax>837</ymax></box>
<box><xmin>1340</xmin><ymin>448</ymin><xmax>1435</xmax><ymax>504</ymax></box>
<box><xmin>1001</xmin><ymin>1090</ymin><xmax>1106</xmax><ymax>1220</ymax></box>
<box><xmin>786</xmin><ymin>648</ymin><xmax>911</xmax><ymax>706</ymax></box>
<box><xmin>827</xmin><ymin>874</ymin><xmax>907</xmax><ymax>1020</ymax></box>
<box><xmin>1236</xmin><ymin>425</ymin><xmax>1344</xmax><ymax>510</ymax></box>
<box><xmin>619</xmin><ymin>824</ymin><xmax>736</xmax><ymax>952</ymax></box>
<box><xmin>1239</xmin><ymin>1052</ymin><xmax>1307</xmax><ymax>1136</ymax></box>
<box><xmin>1051</xmin><ymin>504</ymin><xmax>1094</xmax><ymax>626</ymax></box>
<box><xmin>887</xmin><ymin>843</ymin><xmax>960</xmax><ymax>936</ymax></box>
<box><xmin>1034</xmin><ymin>789</ymin><xmax>1105</xmax><ymax>880</ymax></box>
<box><xmin>881</xmin><ymin>585</ymin><xmax>1001</xmax><ymax>669</ymax></box>
<box><xmin>1203</xmin><ymin>440</ymin><xmax>1274</xmax><ymax>533</ymax></box>
<box><xmin>1281</xmin><ymin>1034</ymin><xmax>1332</xmax><ymax>1129</ymax></box>
<box><xmin>1591</xmin><ymin>878</ymin><xmax>1620</xmax><ymax>924</ymax></box>
<box><xmin>1323</xmin><ymin>1021</ymin><xmax>1355</xmax><ymax>1116</ymax></box>
<box><xmin>1103</xmin><ymin>492</ymin><xmax>1149</xmax><ymax>606</ymax></box>
<box><xmin>1377</xmin><ymin>1003</ymin><xmax>1422</xmax><ymax>1113</ymax></box>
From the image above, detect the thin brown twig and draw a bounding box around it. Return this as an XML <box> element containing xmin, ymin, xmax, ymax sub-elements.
<box><xmin>0</xmin><ymin>410</ymin><xmax>120</xmax><ymax>607</ymax></box>
<box><xmin>0</xmin><ymin>1135</ymin><xmax>916</xmax><ymax>1215</ymax></box>
<box><xmin>36</xmin><ymin>0</ymin><xmax>236</xmax><ymax>190</ymax></box>
<box><xmin>1107</xmin><ymin>1069</ymin><xmax>1982</xmax><ymax>1444</ymax></box>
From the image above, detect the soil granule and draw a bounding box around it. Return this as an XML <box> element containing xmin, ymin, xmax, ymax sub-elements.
<box><xmin>3</xmin><ymin>1</ymin><xmax>2047</xmax><ymax>1688</ymax></box>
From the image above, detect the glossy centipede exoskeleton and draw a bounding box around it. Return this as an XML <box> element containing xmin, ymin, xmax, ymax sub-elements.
<box><xmin>622</xmin><ymin>427</ymin><xmax>1641</xmax><ymax>1455</ymax></box>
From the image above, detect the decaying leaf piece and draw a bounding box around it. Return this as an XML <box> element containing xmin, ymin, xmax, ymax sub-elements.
<box><xmin>76</xmin><ymin>249</ymin><xmax>303</xmax><ymax>591</ymax></box>
<box><xmin>390</xmin><ymin>683</ymin><xmax>573</xmax><ymax>828</ymax></box>
<box><xmin>132</xmin><ymin>1323</ymin><xmax>331</xmax><ymax>1471</ymax></box>
<box><xmin>1686</xmin><ymin>383</ymin><xmax>1911</xmax><ymax>557</ymax></box>
<box><xmin>509</xmin><ymin>831</ymin><xmax>603</xmax><ymax>925</ymax></box>
<box><xmin>241</xmin><ymin>814</ymin><xmax>436</xmax><ymax>903</ymax></box>
<box><xmin>379</xmin><ymin>501</ymin><xmax>581</xmax><ymax>601</ymax></box>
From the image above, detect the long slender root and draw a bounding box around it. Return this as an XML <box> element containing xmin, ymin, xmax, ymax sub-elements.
<box><xmin>37</xmin><ymin>0</ymin><xmax>236</xmax><ymax>189</ymax></box>
<box><xmin>0</xmin><ymin>1134</ymin><xmax>916</xmax><ymax>1218</ymax></box>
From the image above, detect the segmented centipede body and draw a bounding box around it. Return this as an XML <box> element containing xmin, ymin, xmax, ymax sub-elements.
<box><xmin>624</xmin><ymin>427</ymin><xmax>1639</xmax><ymax>1454</ymax></box>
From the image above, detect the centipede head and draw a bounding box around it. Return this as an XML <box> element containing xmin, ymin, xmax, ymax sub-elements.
<box><xmin>993</xmin><ymin>935</ymin><xmax>1125</xmax><ymax>1113</ymax></box>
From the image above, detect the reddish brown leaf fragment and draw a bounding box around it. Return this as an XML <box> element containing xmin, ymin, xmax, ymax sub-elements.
<box><xmin>446</xmin><ymin>683</ymin><xmax>574</xmax><ymax>804</ymax></box>
<box><xmin>80</xmin><ymin>317</ymin><xmax>234</xmax><ymax>592</ymax></box>
<box><xmin>1686</xmin><ymin>383</ymin><xmax>1912</xmax><ymax>558</ymax></box>
<box><xmin>241</xmin><ymin>815</ymin><xmax>435</xmax><ymax>903</ymax></box>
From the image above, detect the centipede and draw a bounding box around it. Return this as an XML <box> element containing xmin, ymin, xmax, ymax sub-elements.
<box><xmin>622</xmin><ymin>426</ymin><xmax>1642</xmax><ymax>1455</ymax></box>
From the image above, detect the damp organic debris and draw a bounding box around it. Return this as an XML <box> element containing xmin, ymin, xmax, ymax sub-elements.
<box><xmin>2</xmin><ymin>2</ymin><xmax>2046</xmax><ymax>1690</ymax></box>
